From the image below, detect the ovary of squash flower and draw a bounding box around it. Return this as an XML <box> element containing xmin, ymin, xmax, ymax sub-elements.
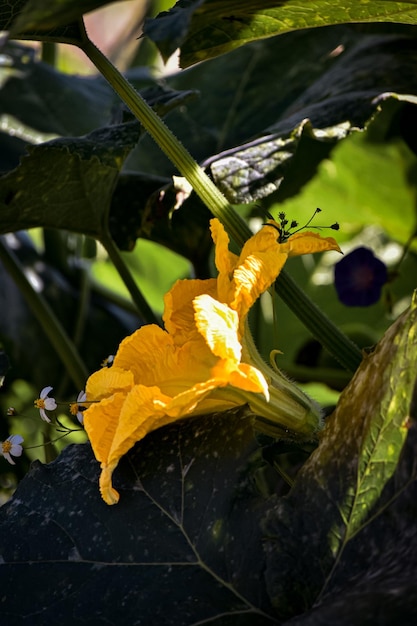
<box><xmin>84</xmin><ymin>218</ymin><xmax>341</xmax><ymax>504</ymax></box>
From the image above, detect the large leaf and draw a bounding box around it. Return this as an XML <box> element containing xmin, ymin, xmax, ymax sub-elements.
<box><xmin>0</xmin><ymin>46</ymin><xmax>116</xmax><ymax>140</ymax></box>
<box><xmin>0</xmin><ymin>122</ymin><xmax>141</xmax><ymax>239</ymax></box>
<box><xmin>282</xmin><ymin>425</ymin><xmax>417</xmax><ymax>624</ymax></box>
<box><xmin>144</xmin><ymin>0</ymin><xmax>417</xmax><ymax>67</ymax></box>
<box><xmin>2</xmin><ymin>0</ymin><xmax>125</xmax><ymax>43</ymax></box>
<box><xmin>0</xmin><ymin>44</ymin><xmax>197</xmax><ymax>150</ymax></box>
<box><xmin>0</xmin><ymin>49</ymin><xmax>198</xmax><ymax>240</ymax></box>
<box><xmin>0</xmin><ymin>408</ymin><xmax>277</xmax><ymax>625</ymax></box>
<box><xmin>262</xmin><ymin>293</ymin><xmax>417</xmax><ymax>621</ymax></box>
<box><xmin>132</xmin><ymin>26</ymin><xmax>417</xmax><ymax>205</ymax></box>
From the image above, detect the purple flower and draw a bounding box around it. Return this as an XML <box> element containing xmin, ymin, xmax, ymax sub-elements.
<box><xmin>334</xmin><ymin>247</ymin><xmax>387</xmax><ymax>307</ymax></box>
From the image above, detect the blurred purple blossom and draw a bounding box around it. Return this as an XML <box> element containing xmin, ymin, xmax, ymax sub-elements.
<box><xmin>334</xmin><ymin>247</ymin><xmax>387</xmax><ymax>306</ymax></box>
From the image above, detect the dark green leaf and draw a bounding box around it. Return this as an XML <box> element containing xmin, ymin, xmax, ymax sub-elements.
<box><xmin>0</xmin><ymin>44</ymin><xmax>197</xmax><ymax>148</ymax></box>
<box><xmin>3</xmin><ymin>0</ymin><xmax>124</xmax><ymax>42</ymax></box>
<box><xmin>0</xmin><ymin>45</ymin><xmax>115</xmax><ymax>139</ymax></box>
<box><xmin>280</xmin><ymin>426</ymin><xmax>417</xmax><ymax>624</ymax></box>
<box><xmin>133</xmin><ymin>26</ymin><xmax>360</xmax><ymax>176</ymax></box>
<box><xmin>144</xmin><ymin>0</ymin><xmax>417</xmax><ymax>68</ymax></box>
<box><xmin>0</xmin><ymin>409</ymin><xmax>277</xmax><ymax>625</ymax></box>
<box><xmin>262</xmin><ymin>294</ymin><xmax>417</xmax><ymax>620</ymax></box>
<box><xmin>133</xmin><ymin>27</ymin><xmax>417</xmax><ymax>205</ymax></box>
<box><xmin>0</xmin><ymin>122</ymin><xmax>141</xmax><ymax>239</ymax></box>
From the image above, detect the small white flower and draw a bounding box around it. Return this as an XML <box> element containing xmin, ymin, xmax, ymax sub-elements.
<box><xmin>69</xmin><ymin>391</ymin><xmax>87</xmax><ymax>425</ymax></box>
<box><xmin>1</xmin><ymin>434</ymin><xmax>24</xmax><ymax>465</ymax></box>
<box><xmin>34</xmin><ymin>386</ymin><xmax>57</xmax><ymax>422</ymax></box>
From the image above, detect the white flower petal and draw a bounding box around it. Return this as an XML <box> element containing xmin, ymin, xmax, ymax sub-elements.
<box><xmin>10</xmin><ymin>444</ymin><xmax>23</xmax><ymax>458</ymax></box>
<box><xmin>40</xmin><ymin>408</ymin><xmax>51</xmax><ymax>423</ymax></box>
<box><xmin>44</xmin><ymin>398</ymin><xmax>57</xmax><ymax>410</ymax></box>
<box><xmin>40</xmin><ymin>386</ymin><xmax>53</xmax><ymax>399</ymax></box>
<box><xmin>8</xmin><ymin>434</ymin><xmax>24</xmax><ymax>446</ymax></box>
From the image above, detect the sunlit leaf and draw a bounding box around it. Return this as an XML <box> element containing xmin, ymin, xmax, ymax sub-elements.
<box><xmin>208</xmin><ymin>119</ymin><xmax>351</xmax><ymax>204</ymax></box>
<box><xmin>275</xmin><ymin>95</ymin><xmax>417</xmax><ymax>246</ymax></box>
<box><xmin>263</xmin><ymin>293</ymin><xmax>417</xmax><ymax>619</ymax></box>
<box><xmin>145</xmin><ymin>0</ymin><xmax>417</xmax><ymax>68</ymax></box>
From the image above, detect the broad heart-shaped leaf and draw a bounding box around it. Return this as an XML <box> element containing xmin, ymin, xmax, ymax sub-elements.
<box><xmin>133</xmin><ymin>26</ymin><xmax>417</xmax><ymax>205</ymax></box>
<box><xmin>3</xmin><ymin>0</ymin><xmax>123</xmax><ymax>43</ymax></box>
<box><xmin>262</xmin><ymin>294</ymin><xmax>417</xmax><ymax>622</ymax></box>
<box><xmin>145</xmin><ymin>0</ymin><xmax>417</xmax><ymax>68</ymax></box>
<box><xmin>0</xmin><ymin>44</ymin><xmax>116</xmax><ymax>140</ymax></box>
<box><xmin>0</xmin><ymin>122</ymin><xmax>141</xmax><ymax>238</ymax></box>
<box><xmin>0</xmin><ymin>409</ymin><xmax>277</xmax><ymax>625</ymax></box>
<box><xmin>0</xmin><ymin>43</ymin><xmax>197</xmax><ymax>152</ymax></box>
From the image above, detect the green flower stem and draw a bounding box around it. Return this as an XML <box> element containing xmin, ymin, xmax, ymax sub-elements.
<box><xmin>0</xmin><ymin>236</ymin><xmax>88</xmax><ymax>389</ymax></box>
<box><xmin>100</xmin><ymin>230</ymin><xmax>159</xmax><ymax>325</ymax></box>
<box><xmin>80</xmin><ymin>30</ymin><xmax>362</xmax><ymax>373</ymax></box>
<box><xmin>242</xmin><ymin>328</ymin><xmax>323</xmax><ymax>437</ymax></box>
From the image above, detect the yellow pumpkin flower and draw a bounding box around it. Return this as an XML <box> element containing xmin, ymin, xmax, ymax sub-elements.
<box><xmin>84</xmin><ymin>218</ymin><xmax>340</xmax><ymax>504</ymax></box>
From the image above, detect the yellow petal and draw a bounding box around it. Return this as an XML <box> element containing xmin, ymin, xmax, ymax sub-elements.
<box><xmin>98</xmin><ymin>385</ymin><xmax>172</xmax><ymax>504</ymax></box>
<box><xmin>164</xmin><ymin>378</ymin><xmax>224</xmax><ymax>417</ymax></box>
<box><xmin>114</xmin><ymin>325</ymin><xmax>178</xmax><ymax>386</ymax></box>
<box><xmin>193</xmin><ymin>294</ymin><xmax>241</xmax><ymax>362</ymax></box>
<box><xmin>107</xmin><ymin>386</ymin><xmax>170</xmax><ymax>464</ymax></box>
<box><xmin>286</xmin><ymin>231</ymin><xmax>341</xmax><ymax>256</ymax></box>
<box><xmin>231</xmin><ymin>250</ymin><xmax>287</xmax><ymax>323</ymax></box>
<box><xmin>218</xmin><ymin>361</ymin><xmax>269</xmax><ymax>397</ymax></box>
<box><xmin>212</xmin><ymin>220</ymin><xmax>288</xmax><ymax>320</ymax></box>
<box><xmin>86</xmin><ymin>367</ymin><xmax>134</xmax><ymax>401</ymax></box>
<box><xmin>238</xmin><ymin>220</ymin><xmax>281</xmax><ymax>260</ymax></box>
<box><xmin>163</xmin><ymin>278</ymin><xmax>217</xmax><ymax>342</ymax></box>
<box><xmin>210</xmin><ymin>218</ymin><xmax>238</xmax><ymax>277</ymax></box>
<box><xmin>84</xmin><ymin>392</ymin><xmax>126</xmax><ymax>466</ymax></box>
<box><xmin>100</xmin><ymin>460</ymin><xmax>120</xmax><ymax>505</ymax></box>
